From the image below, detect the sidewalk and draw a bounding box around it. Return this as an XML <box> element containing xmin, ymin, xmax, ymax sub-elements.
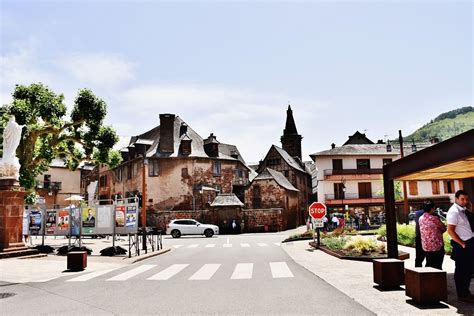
<box><xmin>0</xmin><ymin>235</ymin><xmax>170</xmax><ymax>284</ymax></box>
<box><xmin>282</xmin><ymin>227</ymin><xmax>474</xmax><ymax>315</ymax></box>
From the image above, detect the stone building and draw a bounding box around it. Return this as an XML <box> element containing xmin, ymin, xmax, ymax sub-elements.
<box><xmin>255</xmin><ymin>106</ymin><xmax>313</xmax><ymax>226</ymax></box>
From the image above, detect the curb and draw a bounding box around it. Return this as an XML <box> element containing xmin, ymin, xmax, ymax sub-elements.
<box><xmin>121</xmin><ymin>247</ymin><xmax>172</xmax><ymax>264</ymax></box>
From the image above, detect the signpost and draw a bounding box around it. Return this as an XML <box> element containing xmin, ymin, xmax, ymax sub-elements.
<box><xmin>309</xmin><ymin>202</ymin><xmax>327</xmax><ymax>247</ymax></box>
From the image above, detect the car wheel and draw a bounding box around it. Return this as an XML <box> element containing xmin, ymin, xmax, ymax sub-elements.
<box><xmin>204</xmin><ymin>229</ymin><xmax>214</xmax><ymax>238</ymax></box>
<box><xmin>171</xmin><ymin>230</ymin><xmax>181</xmax><ymax>238</ymax></box>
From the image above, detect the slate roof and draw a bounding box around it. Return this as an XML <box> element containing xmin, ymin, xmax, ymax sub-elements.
<box><xmin>272</xmin><ymin>145</ymin><xmax>306</xmax><ymax>173</ymax></box>
<box><xmin>310</xmin><ymin>143</ymin><xmax>432</xmax><ymax>157</ymax></box>
<box><xmin>253</xmin><ymin>168</ymin><xmax>299</xmax><ymax>192</ymax></box>
<box><xmin>210</xmin><ymin>193</ymin><xmax>244</xmax><ymax>207</ymax></box>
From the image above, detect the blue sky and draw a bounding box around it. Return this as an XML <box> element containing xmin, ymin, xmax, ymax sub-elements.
<box><xmin>1</xmin><ymin>0</ymin><xmax>472</xmax><ymax>163</ymax></box>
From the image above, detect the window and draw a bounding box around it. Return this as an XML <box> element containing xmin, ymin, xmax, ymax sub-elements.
<box><xmin>334</xmin><ymin>183</ymin><xmax>345</xmax><ymax>200</ymax></box>
<box><xmin>431</xmin><ymin>180</ymin><xmax>440</xmax><ymax>195</ymax></box>
<box><xmin>215</xmin><ymin>184</ymin><xmax>221</xmax><ymax>193</ymax></box>
<box><xmin>356</xmin><ymin>159</ymin><xmax>370</xmax><ymax>170</ymax></box>
<box><xmin>213</xmin><ymin>161</ymin><xmax>221</xmax><ymax>176</ymax></box>
<box><xmin>383</xmin><ymin>159</ymin><xmax>392</xmax><ymax>166</ymax></box>
<box><xmin>358</xmin><ymin>182</ymin><xmax>372</xmax><ymax>199</ymax></box>
<box><xmin>181</xmin><ymin>167</ymin><xmax>188</xmax><ymax>177</ymax></box>
<box><xmin>234</xmin><ymin>168</ymin><xmax>243</xmax><ymax>178</ymax></box>
<box><xmin>443</xmin><ymin>180</ymin><xmax>455</xmax><ymax>194</ymax></box>
<box><xmin>127</xmin><ymin>164</ymin><xmax>132</xmax><ymax>180</ymax></box>
<box><xmin>99</xmin><ymin>175</ymin><xmax>108</xmax><ymax>187</ymax></box>
<box><xmin>284</xmin><ymin>170</ymin><xmax>289</xmax><ymax>177</ymax></box>
<box><xmin>149</xmin><ymin>159</ymin><xmax>159</xmax><ymax>176</ymax></box>
<box><xmin>44</xmin><ymin>174</ymin><xmax>51</xmax><ymax>189</ymax></box>
<box><xmin>409</xmin><ymin>181</ymin><xmax>418</xmax><ymax>195</ymax></box>
<box><xmin>267</xmin><ymin>158</ymin><xmax>281</xmax><ymax>166</ymax></box>
<box><xmin>332</xmin><ymin>159</ymin><xmax>343</xmax><ymax>170</ymax></box>
<box><xmin>458</xmin><ymin>180</ymin><xmax>464</xmax><ymax>190</ymax></box>
<box><xmin>252</xmin><ymin>186</ymin><xmax>261</xmax><ymax>208</ymax></box>
<box><xmin>115</xmin><ymin>168</ymin><xmax>123</xmax><ymax>182</ymax></box>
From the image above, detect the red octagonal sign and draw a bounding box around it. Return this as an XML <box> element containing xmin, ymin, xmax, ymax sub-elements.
<box><xmin>308</xmin><ymin>202</ymin><xmax>327</xmax><ymax>219</ymax></box>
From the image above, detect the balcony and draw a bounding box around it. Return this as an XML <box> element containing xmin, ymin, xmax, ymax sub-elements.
<box><xmin>323</xmin><ymin>169</ymin><xmax>383</xmax><ymax>180</ymax></box>
<box><xmin>324</xmin><ymin>192</ymin><xmax>384</xmax><ymax>205</ymax></box>
<box><xmin>233</xmin><ymin>178</ymin><xmax>249</xmax><ymax>186</ymax></box>
<box><xmin>36</xmin><ymin>181</ymin><xmax>62</xmax><ymax>191</ymax></box>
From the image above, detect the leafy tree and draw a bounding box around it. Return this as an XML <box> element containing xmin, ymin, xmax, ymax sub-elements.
<box><xmin>2</xmin><ymin>83</ymin><xmax>122</xmax><ymax>190</ymax></box>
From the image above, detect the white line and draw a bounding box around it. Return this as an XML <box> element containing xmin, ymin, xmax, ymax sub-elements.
<box><xmin>227</xmin><ymin>237</ymin><xmax>229</xmax><ymax>244</ymax></box>
<box><xmin>189</xmin><ymin>264</ymin><xmax>221</xmax><ymax>280</ymax></box>
<box><xmin>257</xmin><ymin>243</ymin><xmax>268</xmax><ymax>247</ymax></box>
<box><xmin>205</xmin><ymin>244</ymin><xmax>216</xmax><ymax>248</ymax></box>
<box><xmin>173</xmin><ymin>245</ymin><xmax>183</xmax><ymax>249</ymax></box>
<box><xmin>273</xmin><ymin>242</ymin><xmax>281</xmax><ymax>246</ymax></box>
<box><xmin>106</xmin><ymin>265</ymin><xmax>156</xmax><ymax>281</ymax></box>
<box><xmin>223</xmin><ymin>244</ymin><xmax>232</xmax><ymax>248</ymax></box>
<box><xmin>147</xmin><ymin>264</ymin><xmax>189</xmax><ymax>280</ymax></box>
<box><xmin>66</xmin><ymin>268</ymin><xmax>119</xmax><ymax>282</ymax></box>
<box><xmin>187</xmin><ymin>244</ymin><xmax>199</xmax><ymax>248</ymax></box>
<box><xmin>270</xmin><ymin>262</ymin><xmax>294</xmax><ymax>278</ymax></box>
<box><xmin>231</xmin><ymin>263</ymin><xmax>253</xmax><ymax>280</ymax></box>
<box><xmin>240</xmin><ymin>243</ymin><xmax>250</xmax><ymax>247</ymax></box>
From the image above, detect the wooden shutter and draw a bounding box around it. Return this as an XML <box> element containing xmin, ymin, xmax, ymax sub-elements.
<box><xmin>409</xmin><ymin>181</ymin><xmax>418</xmax><ymax>196</ymax></box>
<box><xmin>431</xmin><ymin>180</ymin><xmax>440</xmax><ymax>195</ymax></box>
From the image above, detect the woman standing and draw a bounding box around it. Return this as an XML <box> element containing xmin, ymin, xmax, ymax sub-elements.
<box><xmin>419</xmin><ymin>200</ymin><xmax>447</xmax><ymax>270</ymax></box>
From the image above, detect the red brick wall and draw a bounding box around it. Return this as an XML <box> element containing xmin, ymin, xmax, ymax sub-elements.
<box><xmin>0</xmin><ymin>188</ymin><xmax>25</xmax><ymax>250</ymax></box>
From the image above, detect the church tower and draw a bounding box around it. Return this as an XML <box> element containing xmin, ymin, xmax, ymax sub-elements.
<box><xmin>280</xmin><ymin>105</ymin><xmax>302</xmax><ymax>160</ymax></box>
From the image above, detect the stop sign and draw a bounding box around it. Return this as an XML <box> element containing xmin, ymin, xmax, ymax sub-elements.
<box><xmin>308</xmin><ymin>202</ymin><xmax>327</xmax><ymax>219</ymax></box>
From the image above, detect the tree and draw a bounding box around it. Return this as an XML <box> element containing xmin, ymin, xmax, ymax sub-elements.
<box><xmin>376</xmin><ymin>178</ymin><xmax>403</xmax><ymax>201</ymax></box>
<box><xmin>2</xmin><ymin>83</ymin><xmax>122</xmax><ymax>190</ymax></box>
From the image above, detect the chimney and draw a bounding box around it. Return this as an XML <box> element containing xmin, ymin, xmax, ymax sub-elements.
<box><xmin>159</xmin><ymin>114</ymin><xmax>175</xmax><ymax>153</ymax></box>
<box><xmin>386</xmin><ymin>141</ymin><xmax>392</xmax><ymax>152</ymax></box>
<box><xmin>204</xmin><ymin>133</ymin><xmax>219</xmax><ymax>157</ymax></box>
<box><xmin>230</xmin><ymin>150</ymin><xmax>239</xmax><ymax>159</ymax></box>
<box><xmin>180</xmin><ymin>123</ymin><xmax>188</xmax><ymax>137</ymax></box>
<box><xmin>331</xmin><ymin>143</ymin><xmax>336</xmax><ymax>149</ymax></box>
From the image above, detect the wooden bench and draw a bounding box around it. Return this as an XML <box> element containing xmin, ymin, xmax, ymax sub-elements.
<box><xmin>405</xmin><ymin>267</ymin><xmax>447</xmax><ymax>305</ymax></box>
<box><xmin>373</xmin><ymin>258</ymin><xmax>405</xmax><ymax>288</ymax></box>
<box><xmin>67</xmin><ymin>251</ymin><xmax>87</xmax><ymax>271</ymax></box>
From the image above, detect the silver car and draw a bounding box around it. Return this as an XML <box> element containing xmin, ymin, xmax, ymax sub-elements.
<box><xmin>166</xmin><ymin>219</ymin><xmax>219</xmax><ymax>238</ymax></box>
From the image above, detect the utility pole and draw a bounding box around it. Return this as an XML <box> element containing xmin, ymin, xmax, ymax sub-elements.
<box><xmin>399</xmin><ymin>130</ymin><xmax>409</xmax><ymax>223</ymax></box>
<box><xmin>142</xmin><ymin>158</ymin><xmax>148</xmax><ymax>251</ymax></box>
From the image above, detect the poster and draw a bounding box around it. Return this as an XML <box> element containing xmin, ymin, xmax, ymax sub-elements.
<box><xmin>97</xmin><ymin>206</ymin><xmax>111</xmax><ymax>228</ymax></box>
<box><xmin>57</xmin><ymin>209</ymin><xmax>70</xmax><ymax>231</ymax></box>
<box><xmin>29</xmin><ymin>210</ymin><xmax>42</xmax><ymax>235</ymax></box>
<box><xmin>116</xmin><ymin>205</ymin><xmax>125</xmax><ymax>227</ymax></box>
<box><xmin>126</xmin><ymin>205</ymin><xmax>137</xmax><ymax>227</ymax></box>
<box><xmin>71</xmin><ymin>208</ymin><xmax>81</xmax><ymax>236</ymax></box>
<box><xmin>45</xmin><ymin>210</ymin><xmax>56</xmax><ymax>234</ymax></box>
<box><xmin>82</xmin><ymin>207</ymin><xmax>96</xmax><ymax>234</ymax></box>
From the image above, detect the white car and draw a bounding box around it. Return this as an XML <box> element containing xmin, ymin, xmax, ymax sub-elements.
<box><xmin>166</xmin><ymin>219</ymin><xmax>219</xmax><ymax>238</ymax></box>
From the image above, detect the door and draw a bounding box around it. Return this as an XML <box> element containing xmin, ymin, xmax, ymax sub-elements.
<box><xmin>358</xmin><ymin>182</ymin><xmax>372</xmax><ymax>199</ymax></box>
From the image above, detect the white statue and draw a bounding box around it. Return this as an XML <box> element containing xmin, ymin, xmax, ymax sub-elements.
<box><xmin>87</xmin><ymin>180</ymin><xmax>98</xmax><ymax>204</ymax></box>
<box><xmin>0</xmin><ymin>116</ymin><xmax>24</xmax><ymax>180</ymax></box>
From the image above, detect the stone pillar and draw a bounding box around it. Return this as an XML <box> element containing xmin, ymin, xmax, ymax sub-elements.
<box><xmin>0</xmin><ymin>179</ymin><xmax>25</xmax><ymax>251</ymax></box>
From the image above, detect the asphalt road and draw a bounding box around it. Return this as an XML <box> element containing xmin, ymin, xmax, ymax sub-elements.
<box><xmin>1</xmin><ymin>233</ymin><xmax>373</xmax><ymax>315</ymax></box>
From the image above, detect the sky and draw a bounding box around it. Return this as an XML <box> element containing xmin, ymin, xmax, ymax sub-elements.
<box><xmin>1</xmin><ymin>0</ymin><xmax>472</xmax><ymax>164</ymax></box>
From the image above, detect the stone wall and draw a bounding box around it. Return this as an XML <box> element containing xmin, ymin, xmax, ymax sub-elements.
<box><xmin>0</xmin><ymin>186</ymin><xmax>25</xmax><ymax>250</ymax></box>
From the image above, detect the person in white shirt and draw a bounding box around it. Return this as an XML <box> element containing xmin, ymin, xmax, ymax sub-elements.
<box><xmin>447</xmin><ymin>190</ymin><xmax>474</xmax><ymax>303</ymax></box>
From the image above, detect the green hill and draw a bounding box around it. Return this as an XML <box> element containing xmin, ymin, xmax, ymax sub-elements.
<box><xmin>405</xmin><ymin>106</ymin><xmax>474</xmax><ymax>142</ymax></box>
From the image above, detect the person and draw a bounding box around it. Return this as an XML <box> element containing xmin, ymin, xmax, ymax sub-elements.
<box><xmin>447</xmin><ymin>190</ymin><xmax>474</xmax><ymax>303</ymax></box>
<box><xmin>332</xmin><ymin>215</ymin><xmax>339</xmax><ymax>230</ymax></box>
<box><xmin>306</xmin><ymin>217</ymin><xmax>311</xmax><ymax>231</ymax></box>
<box><xmin>231</xmin><ymin>219</ymin><xmax>237</xmax><ymax>233</ymax></box>
<box><xmin>414</xmin><ymin>206</ymin><xmax>427</xmax><ymax>267</ymax></box>
<box><xmin>419</xmin><ymin>200</ymin><xmax>446</xmax><ymax>269</ymax></box>
<box><xmin>354</xmin><ymin>214</ymin><xmax>360</xmax><ymax>230</ymax></box>
<box><xmin>58</xmin><ymin>216</ymin><xmax>66</xmax><ymax>228</ymax></box>
<box><xmin>322</xmin><ymin>215</ymin><xmax>328</xmax><ymax>232</ymax></box>
<box><xmin>86</xmin><ymin>209</ymin><xmax>95</xmax><ymax>222</ymax></box>
<box><xmin>240</xmin><ymin>220</ymin><xmax>245</xmax><ymax>234</ymax></box>
<box><xmin>339</xmin><ymin>216</ymin><xmax>345</xmax><ymax>228</ymax></box>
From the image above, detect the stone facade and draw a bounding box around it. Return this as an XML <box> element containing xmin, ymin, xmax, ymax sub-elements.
<box><xmin>0</xmin><ymin>183</ymin><xmax>25</xmax><ymax>250</ymax></box>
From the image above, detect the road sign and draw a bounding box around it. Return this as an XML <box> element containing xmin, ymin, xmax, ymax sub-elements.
<box><xmin>312</xmin><ymin>218</ymin><xmax>324</xmax><ymax>228</ymax></box>
<box><xmin>308</xmin><ymin>202</ymin><xmax>327</xmax><ymax>219</ymax></box>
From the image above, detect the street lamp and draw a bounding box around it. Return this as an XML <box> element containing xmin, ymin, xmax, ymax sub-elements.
<box><xmin>341</xmin><ymin>183</ymin><xmax>346</xmax><ymax>213</ymax></box>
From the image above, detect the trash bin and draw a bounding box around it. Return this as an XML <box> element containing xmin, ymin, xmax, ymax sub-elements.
<box><xmin>67</xmin><ymin>251</ymin><xmax>87</xmax><ymax>271</ymax></box>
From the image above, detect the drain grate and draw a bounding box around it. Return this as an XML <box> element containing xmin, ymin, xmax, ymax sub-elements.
<box><xmin>0</xmin><ymin>293</ymin><xmax>16</xmax><ymax>299</ymax></box>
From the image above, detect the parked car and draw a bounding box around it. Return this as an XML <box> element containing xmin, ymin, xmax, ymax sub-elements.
<box><xmin>166</xmin><ymin>219</ymin><xmax>219</xmax><ymax>238</ymax></box>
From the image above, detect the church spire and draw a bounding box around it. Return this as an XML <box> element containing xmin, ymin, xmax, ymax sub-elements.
<box><xmin>281</xmin><ymin>104</ymin><xmax>302</xmax><ymax>160</ymax></box>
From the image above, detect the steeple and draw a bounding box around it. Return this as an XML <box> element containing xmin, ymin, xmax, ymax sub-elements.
<box><xmin>280</xmin><ymin>104</ymin><xmax>302</xmax><ymax>160</ymax></box>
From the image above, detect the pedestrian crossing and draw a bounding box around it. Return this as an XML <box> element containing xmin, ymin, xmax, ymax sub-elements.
<box><xmin>65</xmin><ymin>262</ymin><xmax>294</xmax><ymax>282</ymax></box>
<box><xmin>172</xmin><ymin>242</ymin><xmax>281</xmax><ymax>249</ymax></box>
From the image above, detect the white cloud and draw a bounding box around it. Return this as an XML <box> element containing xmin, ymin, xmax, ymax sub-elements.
<box><xmin>56</xmin><ymin>52</ymin><xmax>136</xmax><ymax>88</ymax></box>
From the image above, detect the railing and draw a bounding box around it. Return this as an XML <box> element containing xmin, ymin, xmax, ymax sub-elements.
<box><xmin>36</xmin><ymin>181</ymin><xmax>62</xmax><ymax>190</ymax></box>
<box><xmin>323</xmin><ymin>169</ymin><xmax>383</xmax><ymax>176</ymax></box>
<box><xmin>325</xmin><ymin>192</ymin><xmax>384</xmax><ymax>200</ymax></box>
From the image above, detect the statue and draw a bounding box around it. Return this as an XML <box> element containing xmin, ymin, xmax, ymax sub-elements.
<box><xmin>0</xmin><ymin>116</ymin><xmax>24</xmax><ymax>180</ymax></box>
<box><xmin>87</xmin><ymin>181</ymin><xmax>98</xmax><ymax>205</ymax></box>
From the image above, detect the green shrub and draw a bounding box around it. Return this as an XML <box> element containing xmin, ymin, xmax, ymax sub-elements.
<box><xmin>321</xmin><ymin>236</ymin><xmax>347</xmax><ymax>250</ymax></box>
<box><xmin>377</xmin><ymin>225</ymin><xmax>387</xmax><ymax>237</ymax></box>
<box><xmin>343</xmin><ymin>236</ymin><xmax>378</xmax><ymax>255</ymax></box>
<box><xmin>397</xmin><ymin>224</ymin><xmax>416</xmax><ymax>246</ymax></box>
<box><xmin>443</xmin><ymin>232</ymin><xmax>452</xmax><ymax>254</ymax></box>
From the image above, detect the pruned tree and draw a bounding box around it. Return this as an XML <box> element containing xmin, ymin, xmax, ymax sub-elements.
<box><xmin>2</xmin><ymin>83</ymin><xmax>122</xmax><ymax>191</ymax></box>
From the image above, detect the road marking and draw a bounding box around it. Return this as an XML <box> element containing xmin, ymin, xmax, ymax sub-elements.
<box><xmin>231</xmin><ymin>263</ymin><xmax>253</xmax><ymax>280</ymax></box>
<box><xmin>205</xmin><ymin>244</ymin><xmax>216</xmax><ymax>248</ymax></box>
<box><xmin>257</xmin><ymin>243</ymin><xmax>268</xmax><ymax>247</ymax></box>
<box><xmin>107</xmin><ymin>265</ymin><xmax>156</xmax><ymax>281</ymax></box>
<box><xmin>173</xmin><ymin>245</ymin><xmax>183</xmax><ymax>249</ymax></box>
<box><xmin>147</xmin><ymin>264</ymin><xmax>189</xmax><ymax>280</ymax></box>
<box><xmin>66</xmin><ymin>268</ymin><xmax>119</xmax><ymax>282</ymax></box>
<box><xmin>240</xmin><ymin>243</ymin><xmax>250</xmax><ymax>247</ymax></box>
<box><xmin>270</xmin><ymin>262</ymin><xmax>294</xmax><ymax>278</ymax></box>
<box><xmin>223</xmin><ymin>244</ymin><xmax>232</xmax><ymax>248</ymax></box>
<box><xmin>273</xmin><ymin>242</ymin><xmax>281</xmax><ymax>246</ymax></box>
<box><xmin>189</xmin><ymin>264</ymin><xmax>221</xmax><ymax>280</ymax></box>
<box><xmin>226</xmin><ymin>237</ymin><xmax>230</xmax><ymax>244</ymax></box>
<box><xmin>187</xmin><ymin>244</ymin><xmax>199</xmax><ymax>248</ymax></box>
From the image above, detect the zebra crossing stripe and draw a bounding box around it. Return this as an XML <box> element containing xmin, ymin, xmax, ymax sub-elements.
<box><xmin>269</xmin><ymin>262</ymin><xmax>294</xmax><ymax>278</ymax></box>
<box><xmin>257</xmin><ymin>243</ymin><xmax>268</xmax><ymax>247</ymax></box>
<box><xmin>66</xmin><ymin>268</ymin><xmax>119</xmax><ymax>282</ymax></box>
<box><xmin>240</xmin><ymin>243</ymin><xmax>250</xmax><ymax>247</ymax></box>
<box><xmin>205</xmin><ymin>244</ymin><xmax>216</xmax><ymax>248</ymax></box>
<box><xmin>173</xmin><ymin>245</ymin><xmax>183</xmax><ymax>249</ymax></box>
<box><xmin>223</xmin><ymin>244</ymin><xmax>232</xmax><ymax>248</ymax></box>
<box><xmin>231</xmin><ymin>263</ymin><xmax>253</xmax><ymax>280</ymax></box>
<box><xmin>147</xmin><ymin>264</ymin><xmax>189</xmax><ymax>280</ymax></box>
<box><xmin>106</xmin><ymin>265</ymin><xmax>156</xmax><ymax>281</ymax></box>
<box><xmin>273</xmin><ymin>242</ymin><xmax>281</xmax><ymax>246</ymax></box>
<box><xmin>187</xmin><ymin>244</ymin><xmax>199</xmax><ymax>248</ymax></box>
<box><xmin>189</xmin><ymin>264</ymin><xmax>221</xmax><ymax>280</ymax></box>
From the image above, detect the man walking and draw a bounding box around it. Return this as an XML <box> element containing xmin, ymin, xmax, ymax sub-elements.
<box><xmin>414</xmin><ymin>206</ymin><xmax>427</xmax><ymax>267</ymax></box>
<box><xmin>447</xmin><ymin>190</ymin><xmax>474</xmax><ymax>303</ymax></box>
